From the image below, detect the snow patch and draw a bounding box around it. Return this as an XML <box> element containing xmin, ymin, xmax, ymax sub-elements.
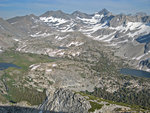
<box><xmin>55</xmin><ymin>35</ymin><xmax>68</xmax><ymax>40</ymax></box>
<box><xmin>71</xmin><ymin>52</ymin><xmax>80</xmax><ymax>56</ymax></box>
<box><xmin>80</xmin><ymin>22</ymin><xmax>108</xmax><ymax>35</ymax></box>
<box><xmin>52</xmin><ymin>64</ymin><xmax>57</xmax><ymax>67</ymax></box>
<box><xmin>94</xmin><ymin>32</ymin><xmax>116</xmax><ymax>42</ymax></box>
<box><xmin>30</xmin><ymin>33</ymin><xmax>51</xmax><ymax>37</ymax></box>
<box><xmin>17</xmin><ymin>44</ymin><xmax>27</xmax><ymax>51</ymax></box>
<box><xmin>10</xmin><ymin>22</ymin><xmax>17</xmax><ymax>25</ymax></box>
<box><xmin>110</xmin><ymin>22</ymin><xmax>150</xmax><ymax>37</ymax></box>
<box><xmin>30</xmin><ymin>64</ymin><xmax>40</xmax><ymax>70</ymax></box>
<box><xmin>105</xmin><ymin>43</ymin><xmax>117</xmax><ymax>46</ymax></box>
<box><xmin>0</xmin><ymin>47</ymin><xmax>3</xmax><ymax>52</ymax></box>
<box><xmin>45</xmin><ymin>49</ymin><xmax>62</xmax><ymax>57</ymax></box>
<box><xmin>46</xmin><ymin>69</ymin><xmax>52</xmax><ymax>72</ymax></box>
<box><xmin>31</xmin><ymin>17</ymin><xmax>41</xmax><ymax>23</ymax></box>
<box><xmin>0</xmin><ymin>25</ymin><xmax>4</xmax><ymax>30</ymax></box>
<box><xmin>13</xmin><ymin>38</ymin><xmax>20</xmax><ymax>42</ymax></box>
<box><xmin>136</xmin><ymin>54</ymin><xmax>145</xmax><ymax>60</ymax></box>
<box><xmin>146</xmin><ymin>69</ymin><xmax>150</xmax><ymax>72</ymax></box>
<box><xmin>60</xmin><ymin>21</ymin><xmax>76</xmax><ymax>32</ymax></box>
<box><xmin>31</xmin><ymin>25</ymin><xmax>39</xmax><ymax>29</ymax></box>
<box><xmin>136</xmin><ymin>51</ymin><xmax>150</xmax><ymax>60</ymax></box>
<box><xmin>77</xmin><ymin>13</ymin><xmax>104</xmax><ymax>25</ymax></box>
<box><xmin>66</xmin><ymin>42</ymin><xmax>84</xmax><ymax>47</ymax></box>
<box><xmin>40</xmin><ymin>16</ymin><xmax>68</xmax><ymax>25</ymax></box>
<box><xmin>57</xmin><ymin>52</ymin><xmax>65</xmax><ymax>56</ymax></box>
<box><xmin>116</xmin><ymin>39</ymin><xmax>128</xmax><ymax>44</ymax></box>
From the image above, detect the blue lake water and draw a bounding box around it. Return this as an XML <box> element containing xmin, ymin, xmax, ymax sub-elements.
<box><xmin>120</xmin><ymin>68</ymin><xmax>150</xmax><ymax>78</ymax></box>
<box><xmin>57</xmin><ymin>46</ymin><xmax>68</xmax><ymax>49</ymax></box>
<box><xmin>0</xmin><ymin>63</ymin><xmax>20</xmax><ymax>70</ymax></box>
<box><xmin>136</xmin><ymin>34</ymin><xmax>150</xmax><ymax>43</ymax></box>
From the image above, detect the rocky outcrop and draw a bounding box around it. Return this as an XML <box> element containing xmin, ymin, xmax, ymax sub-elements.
<box><xmin>140</xmin><ymin>58</ymin><xmax>150</xmax><ymax>69</ymax></box>
<box><xmin>39</xmin><ymin>88</ymin><xmax>91</xmax><ymax>113</ymax></box>
<box><xmin>40</xmin><ymin>10</ymin><xmax>72</xmax><ymax>20</ymax></box>
<box><xmin>72</xmin><ymin>11</ymin><xmax>91</xmax><ymax>19</ymax></box>
<box><xmin>145</xmin><ymin>41</ymin><xmax>150</xmax><ymax>53</ymax></box>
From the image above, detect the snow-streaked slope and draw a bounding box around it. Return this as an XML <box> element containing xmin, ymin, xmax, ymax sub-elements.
<box><xmin>6</xmin><ymin>10</ymin><xmax>150</xmax><ymax>72</ymax></box>
<box><xmin>30</xmin><ymin>33</ymin><xmax>52</xmax><ymax>38</ymax></box>
<box><xmin>77</xmin><ymin>13</ymin><xmax>104</xmax><ymax>24</ymax></box>
<box><xmin>39</xmin><ymin>12</ymin><xmax>150</xmax><ymax>72</ymax></box>
<box><xmin>110</xmin><ymin>22</ymin><xmax>150</xmax><ymax>37</ymax></box>
<box><xmin>40</xmin><ymin>16</ymin><xmax>68</xmax><ymax>26</ymax></box>
<box><xmin>66</xmin><ymin>41</ymin><xmax>84</xmax><ymax>47</ymax></box>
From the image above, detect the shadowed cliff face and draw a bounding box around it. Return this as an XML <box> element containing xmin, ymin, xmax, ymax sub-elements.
<box><xmin>0</xmin><ymin>106</ymin><xmax>65</xmax><ymax>113</ymax></box>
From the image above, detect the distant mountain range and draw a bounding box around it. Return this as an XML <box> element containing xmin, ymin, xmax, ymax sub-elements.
<box><xmin>0</xmin><ymin>9</ymin><xmax>150</xmax><ymax>71</ymax></box>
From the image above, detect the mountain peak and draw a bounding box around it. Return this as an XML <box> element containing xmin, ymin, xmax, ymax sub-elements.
<box><xmin>135</xmin><ymin>12</ymin><xmax>147</xmax><ymax>17</ymax></box>
<box><xmin>28</xmin><ymin>14</ymin><xmax>36</xmax><ymax>17</ymax></box>
<box><xmin>72</xmin><ymin>10</ymin><xmax>90</xmax><ymax>18</ymax></box>
<box><xmin>40</xmin><ymin>10</ymin><xmax>71</xmax><ymax>20</ymax></box>
<box><xmin>98</xmin><ymin>8</ymin><xmax>110</xmax><ymax>15</ymax></box>
<box><xmin>51</xmin><ymin>10</ymin><xmax>64</xmax><ymax>14</ymax></box>
<box><xmin>72</xmin><ymin>10</ymin><xmax>83</xmax><ymax>14</ymax></box>
<box><xmin>40</xmin><ymin>10</ymin><xmax>65</xmax><ymax>17</ymax></box>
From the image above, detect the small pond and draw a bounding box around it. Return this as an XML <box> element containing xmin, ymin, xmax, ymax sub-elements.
<box><xmin>136</xmin><ymin>34</ymin><xmax>150</xmax><ymax>43</ymax></box>
<box><xmin>120</xmin><ymin>68</ymin><xmax>150</xmax><ymax>78</ymax></box>
<box><xmin>0</xmin><ymin>63</ymin><xmax>20</xmax><ymax>70</ymax></box>
<box><xmin>57</xmin><ymin>46</ymin><xmax>68</xmax><ymax>49</ymax></box>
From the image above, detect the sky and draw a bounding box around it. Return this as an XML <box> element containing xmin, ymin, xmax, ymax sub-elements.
<box><xmin>0</xmin><ymin>0</ymin><xmax>150</xmax><ymax>19</ymax></box>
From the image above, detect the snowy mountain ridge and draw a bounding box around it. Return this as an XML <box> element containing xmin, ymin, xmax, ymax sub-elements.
<box><xmin>1</xmin><ymin>9</ymin><xmax>150</xmax><ymax>72</ymax></box>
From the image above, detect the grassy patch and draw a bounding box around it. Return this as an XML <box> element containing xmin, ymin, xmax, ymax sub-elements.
<box><xmin>106</xmin><ymin>103</ymin><xmax>110</xmax><ymax>106</ymax></box>
<box><xmin>48</xmin><ymin>80</ymin><xmax>54</xmax><ymax>85</ymax></box>
<box><xmin>0</xmin><ymin>50</ymin><xmax>55</xmax><ymax>72</ymax></box>
<box><xmin>78</xmin><ymin>92</ymin><xmax>102</xmax><ymax>102</ymax></box>
<box><xmin>0</xmin><ymin>50</ymin><xmax>55</xmax><ymax>83</ymax></box>
<box><xmin>0</xmin><ymin>94</ymin><xmax>7</xmax><ymax>103</ymax></box>
<box><xmin>88</xmin><ymin>101</ymin><xmax>103</xmax><ymax>112</ymax></box>
<box><xmin>6</xmin><ymin>85</ymin><xmax>46</xmax><ymax>105</ymax></box>
<box><xmin>114</xmin><ymin>108</ymin><xmax>122</xmax><ymax>111</ymax></box>
<box><xmin>78</xmin><ymin>92</ymin><xmax>150</xmax><ymax>112</ymax></box>
<box><xmin>0</xmin><ymin>50</ymin><xmax>55</xmax><ymax>105</ymax></box>
<box><xmin>1</xmin><ymin>72</ymin><xmax>46</xmax><ymax>105</ymax></box>
<box><xmin>80</xmin><ymin>73</ymin><xmax>86</xmax><ymax>78</ymax></box>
